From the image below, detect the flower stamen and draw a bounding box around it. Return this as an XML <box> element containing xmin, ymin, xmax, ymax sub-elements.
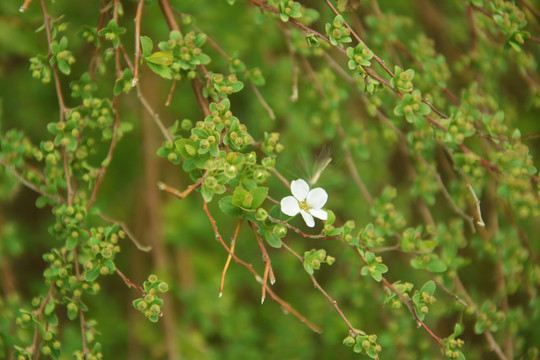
<box><xmin>299</xmin><ymin>200</ymin><xmax>310</xmax><ymax>212</ymax></box>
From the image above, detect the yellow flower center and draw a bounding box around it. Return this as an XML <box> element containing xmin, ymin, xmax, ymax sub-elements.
<box><xmin>299</xmin><ymin>200</ymin><xmax>310</xmax><ymax>212</ymax></box>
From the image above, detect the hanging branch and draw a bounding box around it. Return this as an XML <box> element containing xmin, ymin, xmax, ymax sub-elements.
<box><xmin>203</xmin><ymin>200</ymin><xmax>322</xmax><ymax>333</ymax></box>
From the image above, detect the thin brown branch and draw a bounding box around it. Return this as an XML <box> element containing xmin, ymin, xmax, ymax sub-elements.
<box><xmin>39</xmin><ymin>0</ymin><xmax>67</xmax><ymax>123</ymax></box>
<box><xmin>98</xmin><ymin>213</ymin><xmax>152</xmax><ymax>252</ymax></box>
<box><xmin>267</xmin><ymin>214</ymin><xmax>338</xmax><ymax>240</ymax></box>
<box><xmin>19</xmin><ymin>0</ymin><xmax>32</xmax><ymax>12</ymax></box>
<box><xmin>87</xmin><ymin>97</ymin><xmax>120</xmax><ymax>211</ymax></box>
<box><xmin>132</xmin><ymin>0</ymin><xmax>144</xmax><ymax>87</ymax></box>
<box><xmin>158</xmin><ymin>0</ymin><xmax>181</xmax><ymax>33</ymax></box>
<box><xmin>165</xmin><ymin>80</ymin><xmax>177</xmax><ymax>106</ymax></box>
<box><xmin>115</xmin><ymin>267</ymin><xmax>145</xmax><ymax>294</ymax></box>
<box><xmin>31</xmin><ymin>282</ymin><xmax>56</xmax><ymax>360</ymax></box>
<box><xmin>337</xmin><ymin>125</ymin><xmax>374</xmax><ymax>206</ymax></box>
<box><xmin>249</xmin><ymin>221</ymin><xmax>276</xmax><ymax>303</ymax></box>
<box><xmin>279</xmin><ymin>24</ymin><xmax>299</xmax><ymax>102</ymax></box>
<box><xmin>220</xmin><ymin>219</ymin><xmax>243</xmax><ymax>297</ymax></box>
<box><xmin>270</xmin><ymin>168</ymin><xmax>290</xmax><ymax>188</ymax></box>
<box><xmin>203</xmin><ymin>200</ymin><xmax>322</xmax><ymax>333</ymax></box>
<box><xmin>191</xmin><ymin>76</ymin><xmax>211</xmax><ymax>117</ymax></box>
<box><xmin>323</xmin><ymin>0</ymin><xmax>394</xmax><ymax>77</ymax></box>
<box><xmin>158</xmin><ymin>176</ymin><xmax>205</xmax><ymax>200</ymax></box>
<box><xmin>1</xmin><ymin>160</ymin><xmax>63</xmax><ymax>203</ymax></box>
<box><xmin>454</xmin><ymin>276</ymin><xmax>508</xmax><ymax>360</ymax></box>
<box><xmin>282</xmin><ymin>242</ymin><xmax>360</xmax><ymax>336</ymax></box>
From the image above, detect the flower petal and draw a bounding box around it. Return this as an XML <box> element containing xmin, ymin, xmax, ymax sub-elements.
<box><xmin>281</xmin><ymin>196</ymin><xmax>300</xmax><ymax>216</ymax></box>
<box><xmin>291</xmin><ymin>179</ymin><xmax>309</xmax><ymax>201</ymax></box>
<box><xmin>309</xmin><ymin>208</ymin><xmax>327</xmax><ymax>221</ymax></box>
<box><xmin>306</xmin><ymin>187</ymin><xmax>328</xmax><ymax>209</ymax></box>
<box><xmin>300</xmin><ymin>210</ymin><xmax>315</xmax><ymax>227</ymax></box>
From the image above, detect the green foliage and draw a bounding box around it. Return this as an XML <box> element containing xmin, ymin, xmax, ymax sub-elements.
<box><xmin>1</xmin><ymin>0</ymin><xmax>540</xmax><ymax>359</ymax></box>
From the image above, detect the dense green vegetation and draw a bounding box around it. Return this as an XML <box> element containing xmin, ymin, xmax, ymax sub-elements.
<box><xmin>1</xmin><ymin>0</ymin><xmax>540</xmax><ymax>359</ymax></box>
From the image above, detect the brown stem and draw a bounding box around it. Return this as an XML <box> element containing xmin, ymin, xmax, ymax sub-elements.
<box><xmin>158</xmin><ymin>0</ymin><xmax>180</xmax><ymax>33</ymax></box>
<box><xmin>220</xmin><ymin>219</ymin><xmax>243</xmax><ymax>297</ymax></box>
<box><xmin>19</xmin><ymin>0</ymin><xmax>32</xmax><ymax>12</ymax></box>
<box><xmin>324</xmin><ymin>0</ymin><xmax>394</xmax><ymax>77</ymax></box>
<box><xmin>158</xmin><ymin>176</ymin><xmax>205</xmax><ymax>200</ymax></box>
<box><xmin>116</xmin><ymin>268</ymin><xmax>145</xmax><ymax>294</ymax></box>
<box><xmin>87</xmin><ymin>97</ymin><xmax>120</xmax><ymax>211</ymax></box>
<box><xmin>132</xmin><ymin>0</ymin><xmax>145</xmax><ymax>87</ymax></box>
<box><xmin>282</xmin><ymin>242</ymin><xmax>360</xmax><ymax>336</ymax></box>
<box><xmin>249</xmin><ymin>221</ymin><xmax>276</xmax><ymax>303</ymax></box>
<box><xmin>31</xmin><ymin>282</ymin><xmax>56</xmax><ymax>360</ymax></box>
<box><xmin>203</xmin><ymin>200</ymin><xmax>322</xmax><ymax>333</ymax></box>
<box><xmin>39</xmin><ymin>0</ymin><xmax>67</xmax><ymax>123</ymax></box>
<box><xmin>165</xmin><ymin>81</ymin><xmax>177</xmax><ymax>106</ymax></box>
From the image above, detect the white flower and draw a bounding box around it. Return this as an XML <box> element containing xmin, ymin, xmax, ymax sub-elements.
<box><xmin>280</xmin><ymin>179</ymin><xmax>328</xmax><ymax>227</ymax></box>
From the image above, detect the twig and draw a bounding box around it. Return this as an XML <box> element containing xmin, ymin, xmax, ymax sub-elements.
<box><xmin>115</xmin><ymin>268</ymin><xmax>145</xmax><ymax>294</ymax></box>
<box><xmin>31</xmin><ymin>282</ymin><xmax>56</xmax><ymax>360</ymax></box>
<box><xmin>98</xmin><ymin>213</ymin><xmax>152</xmax><ymax>252</ymax></box>
<box><xmin>220</xmin><ymin>219</ymin><xmax>243</xmax><ymax>297</ymax></box>
<box><xmin>323</xmin><ymin>0</ymin><xmax>394</xmax><ymax>77</ymax></box>
<box><xmin>19</xmin><ymin>0</ymin><xmax>32</xmax><ymax>12</ymax></box>
<box><xmin>157</xmin><ymin>176</ymin><xmax>205</xmax><ymax>200</ymax></box>
<box><xmin>203</xmin><ymin>200</ymin><xmax>322</xmax><ymax>333</ymax></box>
<box><xmin>454</xmin><ymin>276</ymin><xmax>508</xmax><ymax>360</ymax></box>
<box><xmin>279</xmin><ymin>24</ymin><xmax>299</xmax><ymax>102</ymax></box>
<box><xmin>353</xmin><ymin>247</ymin><xmax>447</xmax><ymax>350</ymax></box>
<box><xmin>270</xmin><ymin>168</ymin><xmax>290</xmax><ymax>188</ymax></box>
<box><xmin>267</xmin><ymin>214</ymin><xmax>338</xmax><ymax>240</ymax></box>
<box><xmin>118</xmin><ymin>43</ymin><xmax>174</xmax><ymax>142</ymax></box>
<box><xmin>282</xmin><ymin>242</ymin><xmax>360</xmax><ymax>336</ymax></box>
<box><xmin>337</xmin><ymin>125</ymin><xmax>374</xmax><ymax>206</ymax></box>
<box><xmin>158</xmin><ymin>0</ymin><xmax>181</xmax><ymax>33</ymax></box>
<box><xmin>250</xmin><ymin>82</ymin><xmax>276</xmax><ymax>120</ymax></box>
<box><xmin>191</xmin><ymin>76</ymin><xmax>211</xmax><ymax>117</ymax></box>
<box><xmin>427</xmin><ymin>273</ymin><xmax>468</xmax><ymax>308</ymax></box>
<box><xmin>0</xmin><ymin>160</ymin><xmax>63</xmax><ymax>203</ymax></box>
<box><xmin>87</xmin><ymin>98</ymin><xmax>120</xmax><ymax>211</ymax></box>
<box><xmin>132</xmin><ymin>0</ymin><xmax>145</xmax><ymax>87</ymax></box>
<box><xmin>165</xmin><ymin>81</ymin><xmax>177</xmax><ymax>106</ymax></box>
<box><xmin>417</xmin><ymin>156</ymin><xmax>476</xmax><ymax>232</ymax></box>
<box><xmin>39</xmin><ymin>0</ymin><xmax>67</xmax><ymax>123</ymax></box>
<box><xmin>249</xmin><ymin>221</ymin><xmax>276</xmax><ymax>303</ymax></box>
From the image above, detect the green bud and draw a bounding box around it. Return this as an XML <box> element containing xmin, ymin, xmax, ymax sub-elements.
<box><xmin>326</xmin><ymin>255</ymin><xmax>335</xmax><ymax>265</ymax></box>
<box><xmin>181</xmin><ymin>119</ymin><xmax>193</xmax><ymax>130</ymax></box>
<box><xmin>273</xmin><ymin>224</ymin><xmax>287</xmax><ymax>238</ymax></box>
<box><xmin>343</xmin><ymin>335</ymin><xmax>355</xmax><ymax>347</ymax></box>
<box><xmin>158</xmin><ymin>282</ymin><xmax>169</xmax><ymax>292</ymax></box>
<box><xmin>150</xmin><ymin>304</ymin><xmax>160</xmax><ymax>315</ymax></box>
<box><xmin>255</xmin><ymin>208</ymin><xmax>268</xmax><ymax>221</ymax></box>
<box><xmin>137</xmin><ymin>300</ymin><xmax>148</xmax><ymax>311</ymax></box>
<box><xmin>262</xmin><ymin>157</ymin><xmax>275</xmax><ymax>169</ymax></box>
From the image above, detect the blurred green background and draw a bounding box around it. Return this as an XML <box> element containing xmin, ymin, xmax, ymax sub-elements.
<box><xmin>1</xmin><ymin>0</ymin><xmax>540</xmax><ymax>359</ymax></box>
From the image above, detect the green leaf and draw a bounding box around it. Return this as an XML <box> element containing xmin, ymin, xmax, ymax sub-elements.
<box><xmin>140</xmin><ymin>36</ymin><xmax>153</xmax><ymax>57</ymax></box>
<box><xmin>57</xmin><ymin>60</ymin><xmax>71</xmax><ymax>75</ymax></box>
<box><xmin>218</xmin><ymin>196</ymin><xmax>243</xmax><ymax>216</ymax></box>
<box><xmin>66</xmin><ymin>236</ymin><xmax>78</xmax><ymax>251</ymax></box>
<box><xmin>193</xmin><ymin>33</ymin><xmax>207</xmax><ymax>48</ymax></box>
<box><xmin>264</xmin><ymin>231</ymin><xmax>282</xmax><ymax>248</ymax></box>
<box><xmin>84</xmin><ymin>266</ymin><xmax>101</xmax><ymax>282</ymax></box>
<box><xmin>145</xmin><ymin>51</ymin><xmax>173</xmax><ymax>65</ymax></box>
<box><xmin>146</xmin><ymin>62</ymin><xmax>172</xmax><ymax>79</ymax></box>
<box><xmin>232</xmin><ymin>186</ymin><xmax>250</xmax><ymax>208</ymax></box>
<box><xmin>249</xmin><ymin>187</ymin><xmax>268</xmax><ymax>209</ymax></box>
<box><xmin>326</xmin><ymin>210</ymin><xmax>336</xmax><ymax>226</ymax></box>
<box><xmin>420</xmin><ymin>280</ymin><xmax>436</xmax><ymax>296</ymax></box>
<box><xmin>425</xmin><ymin>258</ymin><xmax>447</xmax><ymax>273</ymax></box>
